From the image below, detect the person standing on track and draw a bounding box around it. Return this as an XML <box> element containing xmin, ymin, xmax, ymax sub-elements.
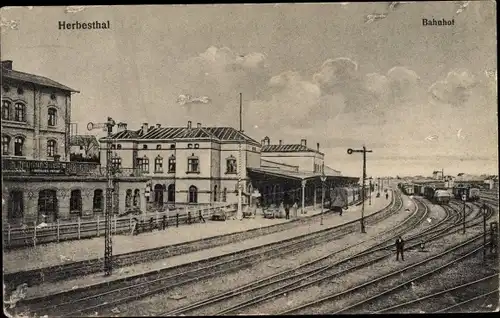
<box><xmin>386</xmin><ymin>192</ymin><xmax>389</xmax><ymax>200</ymax></box>
<box><xmin>285</xmin><ymin>203</ymin><xmax>290</xmax><ymax>219</ymax></box>
<box><xmin>396</xmin><ymin>236</ymin><xmax>405</xmax><ymax>261</ymax></box>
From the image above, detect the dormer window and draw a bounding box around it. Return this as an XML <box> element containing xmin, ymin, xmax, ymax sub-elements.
<box><xmin>226</xmin><ymin>155</ymin><xmax>237</xmax><ymax>174</ymax></box>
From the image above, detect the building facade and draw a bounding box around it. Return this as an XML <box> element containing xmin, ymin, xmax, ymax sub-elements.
<box><xmin>2</xmin><ymin>60</ymin><xmax>147</xmax><ymax>225</ymax></box>
<box><xmin>99</xmin><ymin>121</ymin><xmax>261</xmax><ymax>209</ymax></box>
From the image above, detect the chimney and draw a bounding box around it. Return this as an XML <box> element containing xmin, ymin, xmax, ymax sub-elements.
<box><xmin>142</xmin><ymin>122</ymin><xmax>149</xmax><ymax>134</ymax></box>
<box><xmin>301</xmin><ymin>139</ymin><xmax>307</xmax><ymax>147</ymax></box>
<box><xmin>1</xmin><ymin>60</ymin><xmax>13</xmax><ymax>70</ymax></box>
<box><xmin>197</xmin><ymin>122</ymin><xmax>201</xmax><ymax>128</ymax></box>
<box><xmin>117</xmin><ymin>122</ymin><xmax>128</xmax><ymax>132</ymax></box>
<box><xmin>317</xmin><ymin>142</ymin><xmax>320</xmax><ymax>151</ymax></box>
<box><xmin>267</xmin><ymin>138</ymin><xmax>271</xmax><ymax>146</ymax></box>
<box><xmin>279</xmin><ymin>140</ymin><xmax>283</xmax><ymax>146</ymax></box>
<box><xmin>261</xmin><ymin>139</ymin><xmax>266</xmax><ymax>146</ymax></box>
<box><xmin>187</xmin><ymin>121</ymin><xmax>192</xmax><ymax>129</ymax></box>
<box><xmin>156</xmin><ymin>124</ymin><xmax>161</xmax><ymax>128</ymax></box>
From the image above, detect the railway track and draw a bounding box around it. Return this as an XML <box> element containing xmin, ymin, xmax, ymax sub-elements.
<box><xmin>167</xmin><ymin>199</ymin><xmax>492</xmax><ymax>316</ymax></box>
<box><xmin>376</xmin><ymin>274</ymin><xmax>498</xmax><ymax>313</ymax></box>
<box><xmin>5</xmin><ymin>198</ymin><xmax>367</xmax><ymax>289</ymax></box>
<box><xmin>160</xmin><ymin>197</ymin><xmax>474</xmax><ymax>316</ymax></box>
<box><xmin>286</xmin><ymin>236</ymin><xmax>493</xmax><ymax>315</ymax></box>
<box><xmin>16</xmin><ymin>191</ymin><xmax>403</xmax><ymax>317</ymax></box>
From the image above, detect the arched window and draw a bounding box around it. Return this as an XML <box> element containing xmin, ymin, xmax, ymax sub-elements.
<box><xmin>2</xmin><ymin>135</ymin><xmax>10</xmax><ymax>155</ymax></box>
<box><xmin>38</xmin><ymin>189</ymin><xmax>58</xmax><ymax>222</ymax></box>
<box><xmin>8</xmin><ymin>190</ymin><xmax>24</xmax><ymax>221</ymax></box>
<box><xmin>226</xmin><ymin>155</ymin><xmax>237</xmax><ymax>174</ymax></box>
<box><xmin>189</xmin><ymin>185</ymin><xmax>198</xmax><ymax>203</ymax></box>
<box><xmin>168</xmin><ymin>184</ymin><xmax>175</xmax><ymax>202</ymax></box>
<box><xmin>156</xmin><ymin>144</ymin><xmax>162</xmax><ymax>150</ymax></box>
<box><xmin>47</xmin><ymin>139</ymin><xmax>57</xmax><ymax>157</ymax></box>
<box><xmin>93</xmin><ymin>189</ymin><xmax>104</xmax><ymax>211</ymax></box>
<box><xmin>213</xmin><ymin>185</ymin><xmax>218</xmax><ymax>202</ymax></box>
<box><xmin>117</xmin><ymin>144</ymin><xmax>122</xmax><ymax>150</ymax></box>
<box><xmin>133</xmin><ymin>189</ymin><xmax>140</xmax><ymax>207</ymax></box>
<box><xmin>222</xmin><ymin>187</ymin><xmax>227</xmax><ymax>202</ymax></box>
<box><xmin>194</xmin><ymin>143</ymin><xmax>199</xmax><ymax>149</ymax></box>
<box><xmin>111</xmin><ymin>144</ymin><xmax>116</xmax><ymax>149</ymax></box>
<box><xmin>155</xmin><ymin>156</ymin><xmax>163</xmax><ymax>173</ymax></box>
<box><xmin>70</xmin><ymin>190</ymin><xmax>82</xmax><ymax>216</ymax></box>
<box><xmin>125</xmin><ymin>189</ymin><xmax>132</xmax><ymax>207</ymax></box>
<box><xmin>14</xmin><ymin>103</ymin><xmax>26</xmax><ymax>122</ymax></box>
<box><xmin>14</xmin><ymin>136</ymin><xmax>24</xmax><ymax>156</ymax></box>
<box><xmin>154</xmin><ymin>184</ymin><xmax>164</xmax><ymax>207</ymax></box>
<box><xmin>2</xmin><ymin>100</ymin><xmax>11</xmax><ymax>120</ymax></box>
<box><xmin>168</xmin><ymin>155</ymin><xmax>176</xmax><ymax>173</ymax></box>
<box><xmin>48</xmin><ymin>108</ymin><xmax>57</xmax><ymax>126</ymax></box>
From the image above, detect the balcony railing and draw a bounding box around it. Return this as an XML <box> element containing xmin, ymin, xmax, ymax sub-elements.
<box><xmin>2</xmin><ymin>158</ymin><xmax>143</xmax><ymax>177</ymax></box>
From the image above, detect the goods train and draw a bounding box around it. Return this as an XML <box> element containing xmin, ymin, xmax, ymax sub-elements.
<box><xmin>329</xmin><ymin>187</ymin><xmax>359</xmax><ymax>213</ymax></box>
<box><xmin>398</xmin><ymin>183</ymin><xmax>414</xmax><ymax>195</ymax></box>
<box><xmin>422</xmin><ymin>185</ymin><xmax>452</xmax><ymax>204</ymax></box>
<box><xmin>452</xmin><ymin>185</ymin><xmax>480</xmax><ymax>201</ymax></box>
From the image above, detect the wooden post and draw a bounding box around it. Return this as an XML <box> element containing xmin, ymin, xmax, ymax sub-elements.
<box><xmin>78</xmin><ymin>216</ymin><xmax>81</xmax><ymax>240</ymax></box>
<box><xmin>33</xmin><ymin>221</ymin><xmax>37</xmax><ymax>247</ymax></box>
<box><xmin>57</xmin><ymin>219</ymin><xmax>60</xmax><ymax>242</ymax></box>
<box><xmin>7</xmin><ymin>224</ymin><xmax>11</xmax><ymax>247</ymax></box>
<box><xmin>114</xmin><ymin>215</ymin><xmax>117</xmax><ymax>234</ymax></box>
<box><xmin>97</xmin><ymin>215</ymin><xmax>100</xmax><ymax>237</ymax></box>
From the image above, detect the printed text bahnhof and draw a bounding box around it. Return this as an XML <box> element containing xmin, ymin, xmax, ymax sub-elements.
<box><xmin>58</xmin><ymin>21</ymin><xmax>110</xmax><ymax>30</ymax></box>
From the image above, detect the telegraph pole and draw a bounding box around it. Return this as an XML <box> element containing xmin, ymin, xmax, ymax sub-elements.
<box><xmin>482</xmin><ymin>204</ymin><xmax>487</xmax><ymax>260</ymax></box>
<box><xmin>237</xmin><ymin>93</ymin><xmax>243</xmax><ymax>221</ymax></box>
<box><xmin>462</xmin><ymin>193</ymin><xmax>466</xmax><ymax>234</ymax></box>
<box><xmin>347</xmin><ymin>146</ymin><xmax>373</xmax><ymax>233</ymax></box>
<box><xmin>320</xmin><ymin>172</ymin><xmax>326</xmax><ymax>226</ymax></box>
<box><xmin>88</xmin><ymin>117</ymin><xmax>116</xmax><ymax>276</ymax></box>
<box><xmin>369</xmin><ymin>178</ymin><xmax>372</xmax><ymax>205</ymax></box>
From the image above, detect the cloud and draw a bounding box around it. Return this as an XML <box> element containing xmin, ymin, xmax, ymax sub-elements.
<box><xmin>247</xmin><ymin>71</ymin><xmax>321</xmax><ymax>126</ymax></box>
<box><xmin>428</xmin><ymin>69</ymin><xmax>478</xmax><ymax>106</ymax></box>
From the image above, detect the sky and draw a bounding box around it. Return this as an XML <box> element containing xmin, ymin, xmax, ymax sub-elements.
<box><xmin>1</xmin><ymin>2</ymin><xmax>497</xmax><ymax>178</ymax></box>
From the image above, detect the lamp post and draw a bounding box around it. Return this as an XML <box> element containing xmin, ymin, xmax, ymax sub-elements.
<box><xmin>236</xmin><ymin>93</ymin><xmax>243</xmax><ymax>221</ymax></box>
<box><xmin>347</xmin><ymin>146</ymin><xmax>373</xmax><ymax>233</ymax></box>
<box><xmin>369</xmin><ymin>177</ymin><xmax>372</xmax><ymax>205</ymax></box>
<box><xmin>462</xmin><ymin>193</ymin><xmax>467</xmax><ymax>234</ymax></box>
<box><xmin>88</xmin><ymin>117</ymin><xmax>116</xmax><ymax>276</ymax></box>
<box><xmin>481</xmin><ymin>203</ymin><xmax>488</xmax><ymax>260</ymax></box>
<box><xmin>320</xmin><ymin>173</ymin><xmax>327</xmax><ymax>226</ymax></box>
<box><xmin>377</xmin><ymin>177</ymin><xmax>380</xmax><ymax>197</ymax></box>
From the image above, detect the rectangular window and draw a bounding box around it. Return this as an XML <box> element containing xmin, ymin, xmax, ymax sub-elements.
<box><xmin>155</xmin><ymin>158</ymin><xmax>163</xmax><ymax>173</ymax></box>
<box><xmin>168</xmin><ymin>157</ymin><xmax>176</xmax><ymax>173</ymax></box>
<box><xmin>187</xmin><ymin>158</ymin><xmax>199</xmax><ymax>173</ymax></box>
<box><xmin>140</xmin><ymin>158</ymin><xmax>150</xmax><ymax>173</ymax></box>
<box><xmin>226</xmin><ymin>158</ymin><xmax>237</xmax><ymax>174</ymax></box>
<box><xmin>111</xmin><ymin>157</ymin><xmax>122</xmax><ymax>169</ymax></box>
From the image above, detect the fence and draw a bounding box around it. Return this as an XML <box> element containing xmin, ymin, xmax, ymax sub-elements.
<box><xmin>3</xmin><ymin>203</ymin><xmax>235</xmax><ymax>249</ymax></box>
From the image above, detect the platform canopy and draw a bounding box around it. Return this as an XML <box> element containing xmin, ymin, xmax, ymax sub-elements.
<box><xmin>247</xmin><ymin>167</ymin><xmax>358</xmax><ymax>183</ymax></box>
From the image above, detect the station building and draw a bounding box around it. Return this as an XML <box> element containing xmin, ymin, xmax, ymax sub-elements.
<box><xmin>1</xmin><ymin>60</ymin><xmax>148</xmax><ymax>225</ymax></box>
<box><xmin>2</xmin><ymin>59</ymin><xmax>360</xmax><ymax>226</ymax></box>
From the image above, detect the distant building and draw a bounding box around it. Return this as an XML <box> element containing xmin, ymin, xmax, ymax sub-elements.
<box><xmin>70</xmin><ymin>134</ymin><xmax>100</xmax><ymax>161</ymax></box>
<box><xmin>432</xmin><ymin>170</ymin><xmax>444</xmax><ymax>180</ymax></box>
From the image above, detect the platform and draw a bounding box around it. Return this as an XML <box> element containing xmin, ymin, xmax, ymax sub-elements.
<box><xmin>14</xmin><ymin>192</ymin><xmax>393</xmax><ymax>300</ymax></box>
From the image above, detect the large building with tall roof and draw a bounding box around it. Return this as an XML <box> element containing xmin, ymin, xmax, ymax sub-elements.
<box><xmin>2</xmin><ymin>60</ymin><xmax>148</xmax><ymax>225</ymax></box>
<box><xmin>100</xmin><ymin>120</ymin><xmax>261</xmax><ymax>208</ymax></box>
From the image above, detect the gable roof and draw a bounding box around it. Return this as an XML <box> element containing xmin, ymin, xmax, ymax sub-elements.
<box><xmin>2</xmin><ymin>65</ymin><xmax>79</xmax><ymax>93</ymax></box>
<box><xmin>101</xmin><ymin>126</ymin><xmax>260</xmax><ymax>146</ymax></box>
<box><xmin>261</xmin><ymin>144</ymin><xmax>324</xmax><ymax>155</ymax></box>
